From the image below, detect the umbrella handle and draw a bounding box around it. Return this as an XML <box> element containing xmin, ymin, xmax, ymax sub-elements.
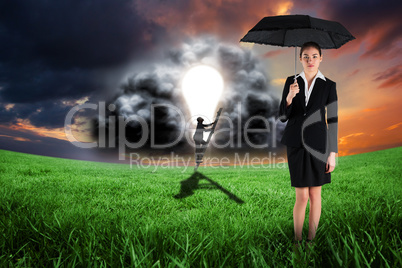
<box><xmin>295</xmin><ymin>47</ymin><xmax>297</xmax><ymax>79</ymax></box>
<box><xmin>294</xmin><ymin>47</ymin><xmax>301</xmax><ymax>82</ymax></box>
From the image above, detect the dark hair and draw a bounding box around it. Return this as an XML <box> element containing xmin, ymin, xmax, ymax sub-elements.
<box><xmin>300</xmin><ymin>42</ymin><xmax>321</xmax><ymax>57</ymax></box>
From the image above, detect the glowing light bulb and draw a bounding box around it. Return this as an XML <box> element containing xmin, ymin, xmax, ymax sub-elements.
<box><xmin>181</xmin><ymin>65</ymin><xmax>224</xmax><ymax>126</ymax></box>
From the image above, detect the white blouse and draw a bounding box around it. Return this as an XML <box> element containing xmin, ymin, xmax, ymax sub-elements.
<box><xmin>299</xmin><ymin>70</ymin><xmax>326</xmax><ymax>106</ymax></box>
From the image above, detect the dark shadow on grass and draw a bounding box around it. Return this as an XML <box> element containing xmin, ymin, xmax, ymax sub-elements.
<box><xmin>173</xmin><ymin>172</ymin><xmax>244</xmax><ymax>204</ymax></box>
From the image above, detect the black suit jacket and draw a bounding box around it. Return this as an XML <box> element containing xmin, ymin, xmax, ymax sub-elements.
<box><xmin>278</xmin><ymin>75</ymin><xmax>338</xmax><ymax>154</ymax></box>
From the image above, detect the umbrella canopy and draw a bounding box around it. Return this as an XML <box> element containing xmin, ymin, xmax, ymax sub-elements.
<box><xmin>240</xmin><ymin>14</ymin><xmax>355</xmax><ymax>77</ymax></box>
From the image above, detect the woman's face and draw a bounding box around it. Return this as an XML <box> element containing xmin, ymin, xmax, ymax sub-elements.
<box><xmin>299</xmin><ymin>47</ymin><xmax>322</xmax><ymax>74</ymax></box>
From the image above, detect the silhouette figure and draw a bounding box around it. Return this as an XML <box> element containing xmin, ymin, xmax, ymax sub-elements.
<box><xmin>193</xmin><ymin>117</ymin><xmax>215</xmax><ymax>162</ymax></box>
<box><xmin>174</xmin><ymin>172</ymin><xmax>244</xmax><ymax>204</ymax></box>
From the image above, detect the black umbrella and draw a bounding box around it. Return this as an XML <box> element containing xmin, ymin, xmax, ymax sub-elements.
<box><xmin>240</xmin><ymin>14</ymin><xmax>355</xmax><ymax>78</ymax></box>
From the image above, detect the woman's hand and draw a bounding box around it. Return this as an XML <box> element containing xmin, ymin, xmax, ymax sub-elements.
<box><xmin>325</xmin><ymin>152</ymin><xmax>336</xmax><ymax>173</ymax></box>
<box><xmin>286</xmin><ymin>81</ymin><xmax>300</xmax><ymax>106</ymax></box>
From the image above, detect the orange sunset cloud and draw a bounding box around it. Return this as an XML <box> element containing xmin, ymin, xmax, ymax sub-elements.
<box><xmin>386</xmin><ymin>122</ymin><xmax>402</xmax><ymax>131</ymax></box>
<box><xmin>338</xmin><ymin>100</ymin><xmax>402</xmax><ymax>156</ymax></box>
<box><xmin>0</xmin><ymin>134</ymin><xmax>36</xmax><ymax>143</ymax></box>
<box><xmin>8</xmin><ymin>117</ymin><xmax>93</xmax><ymax>143</ymax></box>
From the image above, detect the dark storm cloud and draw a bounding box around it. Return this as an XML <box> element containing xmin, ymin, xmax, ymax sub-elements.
<box><xmin>96</xmin><ymin>37</ymin><xmax>280</xmax><ymax>149</ymax></box>
<box><xmin>0</xmin><ymin>0</ymin><xmax>166</xmax><ymax>127</ymax></box>
<box><xmin>0</xmin><ymin>100</ymin><xmax>89</xmax><ymax>129</ymax></box>
<box><xmin>0</xmin><ymin>0</ymin><xmax>160</xmax><ymax>69</ymax></box>
<box><xmin>0</xmin><ymin>63</ymin><xmax>100</xmax><ymax>103</ymax></box>
<box><xmin>0</xmin><ymin>105</ymin><xmax>17</xmax><ymax>125</ymax></box>
<box><xmin>27</xmin><ymin>101</ymin><xmax>79</xmax><ymax>128</ymax></box>
<box><xmin>214</xmin><ymin>43</ymin><xmax>279</xmax><ymax>147</ymax></box>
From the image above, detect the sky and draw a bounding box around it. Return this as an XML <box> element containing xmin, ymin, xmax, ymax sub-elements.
<box><xmin>0</xmin><ymin>0</ymin><xmax>401</xmax><ymax>162</ymax></box>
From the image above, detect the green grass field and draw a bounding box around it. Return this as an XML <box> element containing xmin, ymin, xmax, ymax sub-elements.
<box><xmin>0</xmin><ymin>147</ymin><xmax>401</xmax><ymax>267</ymax></box>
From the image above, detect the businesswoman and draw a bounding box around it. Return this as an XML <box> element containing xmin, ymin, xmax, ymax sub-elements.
<box><xmin>278</xmin><ymin>42</ymin><xmax>338</xmax><ymax>244</ymax></box>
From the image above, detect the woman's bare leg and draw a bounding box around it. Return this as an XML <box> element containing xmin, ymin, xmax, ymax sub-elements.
<box><xmin>293</xmin><ymin>187</ymin><xmax>309</xmax><ymax>241</ymax></box>
<box><xmin>308</xmin><ymin>186</ymin><xmax>322</xmax><ymax>240</ymax></box>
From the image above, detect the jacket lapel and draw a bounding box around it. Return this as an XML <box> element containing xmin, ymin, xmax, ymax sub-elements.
<box><xmin>296</xmin><ymin>76</ymin><xmax>306</xmax><ymax>112</ymax></box>
<box><xmin>306</xmin><ymin>78</ymin><xmax>325</xmax><ymax>111</ymax></box>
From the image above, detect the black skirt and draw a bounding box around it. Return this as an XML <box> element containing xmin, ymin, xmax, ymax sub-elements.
<box><xmin>286</xmin><ymin>146</ymin><xmax>331</xmax><ymax>187</ymax></box>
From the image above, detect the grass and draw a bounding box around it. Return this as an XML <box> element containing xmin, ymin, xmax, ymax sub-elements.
<box><xmin>0</xmin><ymin>147</ymin><xmax>401</xmax><ymax>267</ymax></box>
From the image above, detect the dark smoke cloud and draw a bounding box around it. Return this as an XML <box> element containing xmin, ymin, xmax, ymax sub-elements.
<box><xmin>96</xmin><ymin>37</ymin><xmax>281</xmax><ymax>150</ymax></box>
<box><xmin>214</xmin><ymin>43</ymin><xmax>280</xmax><ymax>148</ymax></box>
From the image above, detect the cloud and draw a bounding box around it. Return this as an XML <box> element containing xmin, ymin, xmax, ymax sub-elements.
<box><xmin>0</xmin><ymin>0</ymin><xmax>163</xmax><ymax>69</ymax></box>
<box><xmin>0</xmin><ymin>64</ymin><xmax>101</xmax><ymax>103</ymax></box>
<box><xmin>338</xmin><ymin>132</ymin><xmax>373</xmax><ymax>155</ymax></box>
<box><xmin>312</xmin><ymin>0</ymin><xmax>402</xmax><ymax>60</ymax></box>
<box><xmin>362</xmin><ymin>107</ymin><xmax>386</xmax><ymax>113</ymax></box>
<box><xmin>373</xmin><ymin>65</ymin><xmax>402</xmax><ymax>89</ymax></box>
<box><xmin>339</xmin><ymin>132</ymin><xmax>365</xmax><ymax>145</ymax></box>
<box><xmin>0</xmin><ymin>99</ymin><xmax>92</xmax><ymax>129</ymax></box>
<box><xmin>263</xmin><ymin>50</ymin><xmax>288</xmax><ymax>58</ymax></box>
<box><xmin>0</xmin><ymin>0</ymin><xmax>167</xmax><ymax>128</ymax></box>
<box><xmin>135</xmin><ymin>0</ymin><xmax>294</xmax><ymax>41</ymax></box>
<box><xmin>0</xmin><ymin>134</ymin><xmax>36</xmax><ymax>142</ymax></box>
<box><xmin>0</xmin><ymin>124</ymin><xmax>107</xmax><ymax>162</ymax></box>
<box><xmin>27</xmin><ymin>100</ymin><xmax>88</xmax><ymax>129</ymax></box>
<box><xmin>386</xmin><ymin>122</ymin><xmax>402</xmax><ymax>131</ymax></box>
<box><xmin>95</xmin><ymin>37</ymin><xmax>280</xmax><ymax>150</ymax></box>
<box><xmin>338</xmin><ymin>100</ymin><xmax>402</xmax><ymax>156</ymax></box>
<box><xmin>0</xmin><ymin>103</ymin><xmax>18</xmax><ymax>125</ymax></box>
<box><xmin>338</xmin><ymin>129</ymin><xmax>402</xmax><ymax>156</ymax></box>
<box><xmin>347</xmin><ymin>69</ymin><xmax>360</xmax><ymax>77</ymax></box>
